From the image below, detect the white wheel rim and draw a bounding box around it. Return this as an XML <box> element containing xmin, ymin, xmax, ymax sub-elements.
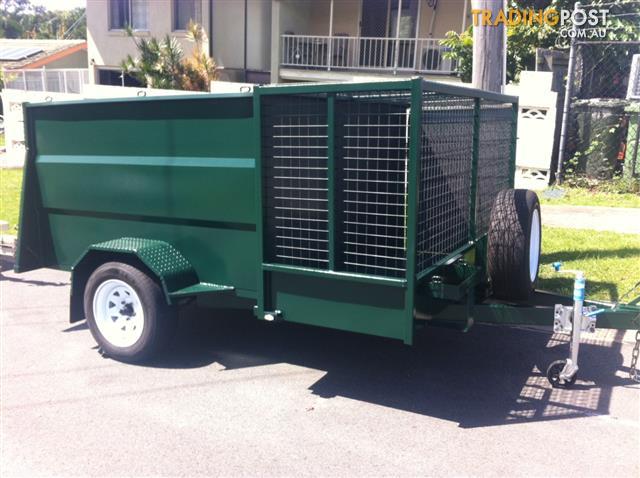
<box><xmin>92</xmin><ymin>279</ymin><xmax>144</xmax><ymax>348</ymax></box>
<box><xmin>529</xmin><ymin>209</ymin><xmax>541</xmax><ymax>282</ymax></box>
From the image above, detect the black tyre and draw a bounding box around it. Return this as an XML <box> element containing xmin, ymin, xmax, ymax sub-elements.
<box><xmin>84</xmin><ymin>262</ymin><xmax>176</xmax><ymax>362</ymax></box>
<box><xmin>488</xmin><ymin>189</ymin><xmax>541</xmax><ymax>302</ymax></box>
<box><xmin>546</xmin><ymin>359</ymin><xmax>577</xmax><ymax>388</ymax></box>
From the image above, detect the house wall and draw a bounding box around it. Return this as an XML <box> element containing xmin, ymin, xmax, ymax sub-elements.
<box><xmin>246</xmin><ymin>0</ymin><xmax>272</xmax><ymax>72</ymax></box>
<box><xmin>87</xmin><ymin>0</ymin><xmax>210</xmax><ymax>81</ymax></box>
<box><xmin>40</xmin><ymin>50</ymin><xmax>88</xmax><ymax>69</ymax></box>
<box><xmin>296</xmin><ymin>0</ymin><xmax>469</xmax><ymax>38</ymax></box>
<box><xmin>279</xmin><ymin>0</ymin><xmax>312</xmax><ymax>34</ymax></box>
<box><xmin>306</xmin><ymin>0</ymin><xmax>362</xmax><ymax>36</ymax></box>
<box><xmin>212</xmin><ymin>0</ymin><xmax>272</xmax><ymax>75</ymax></box>
<box><xmin>418</xmin><ymin>0</ymin><xmax>469</xmax><ymax>38</ymax></box>
<box><xmin>210</xmin><ymin>0</ymin><xmax>244</xmax><ymax>72</ymax></box>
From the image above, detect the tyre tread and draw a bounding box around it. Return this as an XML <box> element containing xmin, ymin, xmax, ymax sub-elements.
<box><xmin>84</xmin><ymin>261</ymin><xmax>176</xmax><ymax>362</ymax></box>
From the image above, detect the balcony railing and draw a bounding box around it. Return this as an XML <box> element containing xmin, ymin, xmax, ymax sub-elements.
<box><xmin>281</xmin><ymin>34</ymin><xmax>455</xmax><ymax>74</ymax></box>
<box><xmin>2</xmin><ymin>68</ymin><xmax>89</xmax><ymax>94</ymax></box>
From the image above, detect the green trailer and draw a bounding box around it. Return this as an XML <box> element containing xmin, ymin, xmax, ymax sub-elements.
<box><xmin>15</xmin><ymin>78</ymin><xmax>639</xmax><ymax>387</ymax></box>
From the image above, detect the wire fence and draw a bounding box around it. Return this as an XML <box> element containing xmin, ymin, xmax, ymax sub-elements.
<box><xmin>560</xmin><ymin>41</ymin><xmax>640</xmax><ymax>182</ymax></box>
<box><xmin>2</xmin><ymin>68</ymin><xmax>88</xmax><ymax>94</ymax></box>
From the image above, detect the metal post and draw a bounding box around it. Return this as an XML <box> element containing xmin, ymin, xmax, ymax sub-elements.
<box><xmin>393</xmin><ymin>0</ymin><xmax>403</xmax><ymax>74</ymax></box>
<box><xmin>469</xmin><ymin>98</ymin><xmax>480</xmax><ymax>240</ymax></box>
<box><xmin>22</xmin><ymin>70</ymin><xmax>26</xmax><ymax>90</ymax></box>
<box><xmin>413</xmin><ymin>0</ymin><xmax>422</xmax><ymax>71</ymax></box>
<box><xmin>570</xmin><ymin>272</ymin><xmax>585</xmax><ymax>370</ymax></box>
<box><xmin>502</xmin><ymin>0</ymin><xmax>507</xmax><ymax>92</ymax></box>
<box><xmin>327</xmin><ymin>94</ymin><xmax>336</xmax><ymax>270</ymax></box>
<box><xmin>509</xmin><ymin>99</ymin><xmax>519</xmax><ymax>187</ymax></box>
<box><xmin>243</xmin><ymin>0</ymin><xmax>248</xmax><ymax>82</ymax></box>
<box><xmin>556</xmin><ymin>2</ymin><xmax>580</xmax><ymax>185</ymax></box>
<box><xmin>404</xmin><ymin>78</ymin><xmax>423</xmax><ymax>344</ymax></box>
<box><xmin>461</xmin><ymin>0</ymin><xmax>468</xmax><ymax>31</ymax></box>
<box><xmin>427</xmin><ymin>0</ymin><xmax>437</xmax><ymax>36</ymax></box>
<box><xmin>327</xmin><ymin>0</ymin><xmax>334</xmax><ymax>71</ymax></box>
<box><xmin>632</xmin><ymin>112</ymin><xmax>640</xmax><ymax>177</ymax></box>
<box><xmin>40</xmin><ymin>68</ymin><xmax>45</xmax><ymax>92</ymax></box>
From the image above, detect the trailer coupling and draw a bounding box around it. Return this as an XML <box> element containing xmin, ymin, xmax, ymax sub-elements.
<box><xmin>545</xmin><ymin>263</ymin><xmax>640</xmax><ymax>388</ymax></box>
<box><xmin>417</xmin><ymin>264</ymin><xmax>640</xmax><ymax>388</ymax></box>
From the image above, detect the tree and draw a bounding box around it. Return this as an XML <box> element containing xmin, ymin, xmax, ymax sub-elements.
<box><xmin>441</xmin><ymin>0</ymin><xmax>638</xmax><ymax>84</ymax></box>
<box><xmin>441</xmin><ymin>27</ymin><xmax>473</xmax><ymax>83</ymax></box>
<box><xmin>0</xmin><ymin>0</ymin><xmax>31</xmax><ymax>37</ymax></box>
<box><xmin>121</xmin><ymin>22</ymin><xmax>219</xmax><ymax>92</ymax></box>
<box><xmin>0</xmin><ymin>0</ymin><xmax>86</xmax><ymax>39</ymax></box>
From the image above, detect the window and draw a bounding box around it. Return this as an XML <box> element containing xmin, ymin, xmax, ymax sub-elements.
<box><xmin>97</xmin><ymin>68</ymin><xmax>142</xmax><ymax>87</ymax></box>
<box><xmin>173</xmin><ymin>0</ymin><xmax>201</xmax><ymax>31</ymax></box>
<box><xmin>109</xmin><ymin>0</ymin><xmax>148</xmax><ymax>30</ymax></box>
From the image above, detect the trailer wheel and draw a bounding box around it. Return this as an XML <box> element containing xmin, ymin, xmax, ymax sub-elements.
<box><xmin>488</xmin><ymin>189</ymin><xmax>541</xmax><ymax>302</ymax></box>
<box><xmin>84</xmin><ymin>262</ymin><xmax>176</xmax><ymax>362</ymax></box>
<box><xmin>546</xmin><ymin>359</ymin><xmax>577</xmax><ymax>388</ymax></box>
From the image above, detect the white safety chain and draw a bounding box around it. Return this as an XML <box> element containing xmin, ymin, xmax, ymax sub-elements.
<box><xmin>631</xmin><ymin>327</ymin><xmax>640</xmax><ymax>383</ymax></box>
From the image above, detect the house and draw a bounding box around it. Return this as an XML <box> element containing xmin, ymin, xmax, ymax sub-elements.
<box><xmin>0</xmin><ymin>39</ymin><xmax>88</xmax><ymax>94</ymax></box>
<box><xmin>86</xmin><ymin>0</ymin><xmax>470</xmax><ymax>86</ymax></box>
<box><xmin>0</xmin><ymin>39</ymin><xmax>87</xmax><ymax>70</ymax></box>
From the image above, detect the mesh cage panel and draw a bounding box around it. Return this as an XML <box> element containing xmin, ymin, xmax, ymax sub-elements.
<box><xmin>475</xmin><ymin>100</ymin><xmax>513</xmax><ymax>235</ymax></box>
<box><xmin>262</xmin><ymin>95</ymin><xmax>329</xmax><ymax>268</ymax></box>
<box><xmin>259</xmin><ymin>82</ymin><xmax>516</xmax><ymax>280</ymax></box>
<box><xmin>335</xmin><ymin>90</ymin><xmax>411</xmax><ymax>278</ymax></box>
<box><xmin>417</xmin><ymin>92</ymin><xmax>474</xmax><ymax>272</ymax></box>
<box><xmin>562</xmin><ymin>42</ymin><xmax>640</xmax><ymax>180</ymax></box>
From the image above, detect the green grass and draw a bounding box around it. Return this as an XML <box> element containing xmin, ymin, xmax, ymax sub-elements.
<box><xmin>539</xmin><ymin>226</ymin><xmax>640</xmax><ymax>303</ymax></box>
<box><xmin>0</xmin><ymin>168</ymin><xmax>22</xmax><ymax>231</ymax></box>
<box><xmin>539</xmin><ymin>188</ymin><xmax>640</xmax><ymax>208</ymax></box>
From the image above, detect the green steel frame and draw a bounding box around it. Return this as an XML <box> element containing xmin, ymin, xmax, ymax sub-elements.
<box><xmin>253</xmin><ymin>78</ymin><xmax>522</xmax><ymax>343</ymax></box>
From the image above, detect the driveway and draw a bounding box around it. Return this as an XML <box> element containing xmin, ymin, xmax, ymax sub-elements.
<box><xmin>1</xmin><ymin>264</ymin><xmax>639</xmax><ymax>477</ymax></box>
<box><xmin>542</xmin><ymin>205</ymin><xmax>640</xmax><ymax>234</ymax></box>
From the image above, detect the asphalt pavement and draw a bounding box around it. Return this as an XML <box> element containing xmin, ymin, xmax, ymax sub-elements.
<box><xmin>1</xmin><ymin>263</ymin><xmax>639</xmax><ymax>477</ymax></box>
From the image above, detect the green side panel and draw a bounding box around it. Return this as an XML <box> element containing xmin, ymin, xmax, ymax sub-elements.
<box><xmin>14</xmin><ymin>106</ymin><xmax>54</xmax><ymax>272</ymax></box>
<box><xmin>32</xmin><ymin>96</ymin><xmax>253</xmax><ymax>158</ymax></box>
<box><xmin>47</xmin><ymin>213</ymin><xmax>257</xmax><ymax>294</ymax></box>
<box><xmin>15</xmin><ymin>95</ymin><xmax>259</xmax><ymax>293</ymax></box>
<box><xmin>268</xmin><ymin>272</ymin><xmax>407</xmax><ymax>340</ymax></box>
<box><xmin>36</xmin><ymin>155</ymin><xmax>255</xmax><ymax>225</ymax></box>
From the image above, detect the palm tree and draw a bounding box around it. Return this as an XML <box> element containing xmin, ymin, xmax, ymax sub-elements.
<box><xmin>121</xmin><ymin>22</ymin><xmax>218</xmax><ymax>92</ymax></box>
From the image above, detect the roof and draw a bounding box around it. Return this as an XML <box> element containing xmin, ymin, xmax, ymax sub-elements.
<box><xmin>0</xmin><ymin>39</ymin><xmax>86</xmax><ymax>69</ymax></box>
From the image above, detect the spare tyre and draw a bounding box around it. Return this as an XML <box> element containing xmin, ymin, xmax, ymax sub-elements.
<box><xmin>487</xmin><ymin>189</ymin><xmax>541</xmax><ymax>302</ymax></box>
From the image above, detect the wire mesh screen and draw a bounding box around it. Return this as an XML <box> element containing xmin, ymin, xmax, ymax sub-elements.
<box><xmin>262</xmin><ymin>95</ymin><xmax>329</xmax><ymax>268</ymax></box>
<box><xmin>335</xmin><ymin>90</ymin><xmax>411</xmax><ymax>278</ymax></box>
<box><xmin>475</xmin><ymin>100</ymin><xmax>514</xmax><ymax>235</ymax></box>
<box><xmin>562</xmin><ymin>41</ymin><xmax>640</xmax><ymax>180</ymax></box>
<box><xmin>416</xmin><ymin>92</ymin><xmax>474</xmax><ymax>273</ymax></box>
<box><xmin>260</xmin><ymin>82</ymin><xmax>516</xmax><ymax>280</ymax></box>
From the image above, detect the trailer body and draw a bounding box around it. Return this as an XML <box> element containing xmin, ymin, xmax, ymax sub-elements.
<box><xmin>15</xmin><ymin>79</ymin><xmax>638</xmax><ymax>353</ymax></box>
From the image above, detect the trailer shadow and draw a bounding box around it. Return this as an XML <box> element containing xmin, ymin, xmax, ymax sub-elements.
<box><xmin>152</xmin><ymin>305</ymin><xmax>635</xmax><ymax>429</ymax></box>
